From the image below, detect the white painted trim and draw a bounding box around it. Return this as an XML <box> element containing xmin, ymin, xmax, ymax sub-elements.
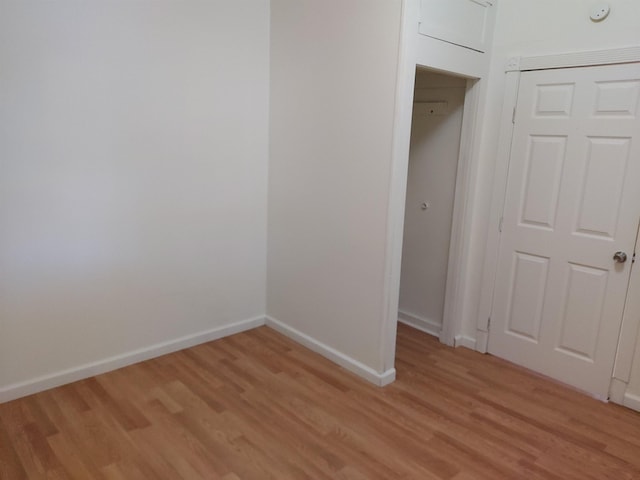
<box><xmin>612</xmin><ymin>222</ymin><xmax>640</xmax><ymax>383</ymax></box>
<box><xmin>608</xmin><ymin>377</ymin><xmax>627</xmax><ymax>405</ymax></box>
<box><xmin>380</xmin><ymin>0</ymin><xmax>416</xmax><ymax>374</ymax></box>
<box><xmin>516</xmin><ymin>46</ymin><xmax>640</xmax><ymax>72</ymax></box>
<box><xmin>266</xmin><ymin>316</ymin><xmax>396</xmax><ymax>387</ymax></box>
<box><xmin>475</xmin><ymin>330</ymin><xmax>489</xmax><ymax>353</ymax></box>
<box><xmin>440</xmin><ymin>78</ymin><xmax>481</xmax><ymax>347</ymax></box>
<box><xmin>0</xmin><ymin>316</ymin><xmax>266</xmax><ymax>404</ymax></box>
<box><xmin>476</xmin><ymin>70</ymin><xmax>521</xmax><ymax>336</ymax></box>
<box><xmin>454</xmin><ymin>335</ymin><xmax>477</xmax><ymax>350</ymax></box>
<box><xmin>623</xmin><ymin>392</ymin><xmax>640</xmax><ymax>412</ymax></box>
<box><xmin>398</xmin><ymin>310</ymin><xmax>441</xmax><ymax>337</ymax></box>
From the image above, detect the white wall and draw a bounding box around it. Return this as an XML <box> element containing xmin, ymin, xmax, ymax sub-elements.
<box><xmin>492</xmin><ymin>0</ymin><xmax>639</xmax><ymax>55</ymax></box>
<box><xmin>468</xmin><ymin>0</ymin><xmax>640</xmax><ymax>344</ymax></box>
<box><xmin>268</xmin><ymin>0</ymin><xmax>402</xmax><ymax>375</ymax></box>
<box><xmin>0</xmin><ymin>1</ymin><xmax>269</xmax><ymax>397</ymax></box>
<box><xmin>399</xmin><ymin>70</ymin><xmax>466</xmax><ymax>334</ymax></box>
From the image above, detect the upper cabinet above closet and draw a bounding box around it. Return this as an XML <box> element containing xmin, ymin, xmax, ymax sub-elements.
<box><xmin>419</xmin><ymin>0</ymin><xmax>494</xmax><ymax>53</ymax></box>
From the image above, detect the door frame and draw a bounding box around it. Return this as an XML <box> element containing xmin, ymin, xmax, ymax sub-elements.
<box><xmin>609</xmin><ymin>221</ymin><xmax>640</xmax><ymax>407</ymax></box>
<box><xmin>476</xmin><ymin>47</ymin><xmax>640</xmax><ymax>392</ymax></box>
<box><xmin>439</xmin><ymin>76</ymin><xmax>481</xmax><ymax>347</ymax></box>
<box><xmin>380</xmin><ymin>0</ymin><xmax>496</xmax><ymax>374</ymax></box>
<box><xmin>383</xmin><ymin>69</ymin><xmax>481</xmax><ymax>356</ymax></box>
<box><xmin>397</xmin><ymin>74</ymin><xmax>477</xmax><ymax>343</ymax></box>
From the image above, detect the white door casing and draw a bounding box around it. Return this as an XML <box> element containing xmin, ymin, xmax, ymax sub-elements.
<box><xmin>489</xmin><ymin>63</ymin><xmax>640</xmax><ymax>399</ymax></box>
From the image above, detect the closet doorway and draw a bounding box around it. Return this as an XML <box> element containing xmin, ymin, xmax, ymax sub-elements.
<box><xmin>398</xmin><ymin>67</ymin><xmax>469</xmax><ymax>342</ymax></box>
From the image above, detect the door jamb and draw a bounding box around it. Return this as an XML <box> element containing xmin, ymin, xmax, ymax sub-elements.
<box><xmin>439</xmin><ymin>77</ymin><xmax>481</xmax><ymax>347</ymax></box>
<box><xmin>382</xmin><ymin>67</ymin><xmax>483</xmax><ymax>362</ymax></box>
<box><xmin>610</xmin><ymin>222</ymin><xmax>640</xmax><ymax>405</ymax></box>
<box><xmin>474</xmin><ymin>70</ymin><xmax>521</xmax><ymax>352</ymax></box>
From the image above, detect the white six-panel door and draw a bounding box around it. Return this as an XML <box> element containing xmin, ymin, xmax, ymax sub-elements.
<box><xmin>489</xmin><ymin>63</ymin><xmax>640</xmax><ymax>398</ymax></box>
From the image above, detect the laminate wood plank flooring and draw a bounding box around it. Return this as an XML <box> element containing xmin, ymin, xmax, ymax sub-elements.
<box><xmin>2</xmin><ymin>323</ymin><xmax>640</xmax><ymax>479</ymax></box>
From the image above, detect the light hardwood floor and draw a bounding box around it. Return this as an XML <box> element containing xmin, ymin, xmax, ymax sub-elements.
<box><xmin>2</xmin><ymin>323</ymin><xmax>640</xmax><ymax>479</ymax></box>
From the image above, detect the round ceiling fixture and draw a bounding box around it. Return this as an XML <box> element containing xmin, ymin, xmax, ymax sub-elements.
<box><xmin>590</xmin><ymin>3</ymin><xmax>611</xmax><ymax>22</ymax></box>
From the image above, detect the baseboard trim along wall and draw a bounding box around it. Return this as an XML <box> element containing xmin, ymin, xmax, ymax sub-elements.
<box><xmin>623</xmin><ymin>392</ymin><xmax>640</xmax><ymax>412</ymax></box>
<box><xmin>265</xmin><ymin>316</ymin><xmax>396</xmax><ymax>387</ymax></box>
<box><xmin>474</xmin><ymin>330</ymin><xmax>489</xmax><ymax>353</ymax></box>
<box><xmin>0</xmin><ymin>316</ymin><xmax>266</xmax><ymax>404</ymax></box>
<box><xmin>454</xmin><ymin>334</ymin><xmax>477</xmax><ymax>350</ymax></box>
<box><xmin>398</xmin><ymin>310</ymin><xmax>441</xmax><ymax>338</ymax></box>
<box><xmin>397</xmin><ymin>311</ymin><xmax>477</xmax><ymax>351</ymax></box>
<box><xmin>1</xmin><ymin>314</ymin><xmax>398</xmax><ymax>403</ymax></box>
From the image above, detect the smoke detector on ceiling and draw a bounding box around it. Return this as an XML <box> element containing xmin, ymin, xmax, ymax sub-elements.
<box><xmin>590</xmin><ymin>3</ymin><xmax>611</xmax><ymax>22</ymax></box>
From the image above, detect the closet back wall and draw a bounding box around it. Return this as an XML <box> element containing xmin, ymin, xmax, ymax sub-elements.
<box><xmin>0</xmin><ymin>1</ymin><xmax>269</xmax><ymax>398</ymax></box>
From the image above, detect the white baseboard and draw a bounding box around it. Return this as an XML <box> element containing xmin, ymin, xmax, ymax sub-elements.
<box><xmin>623</xmin><ymin>392</ymin><xmax>640</xmax><ymax>412</ymax></box>
<box><xmin>608</xmin><ymin>378</ymin><xmax>627</xmax><ymax>405</ymax></box>
<box><xmin>0</xmin><ymin>316</ymin><xmax>266</xmax><ymax>404</ymax></box>
<box><xmin>398</xmin><ymin>310</ymin><xmax>441</xmax><ymax>338</ymax></box>
<box><xmin>398</xmin><ymin>311</ymin><xmax>477</xmax><ymax>351</ymax></box>
<box><xmin>475</xmin><ymin>330</ymin><xmax>489</xmax><ymax>353</ymax></box>
<box><xmin>454</xmin><ymin>334</ymin><xmax>477</xmax><ymax>350</ymax></box>
<box><xmin>265</xmin><ymin>316</ymin><xmax>396</xmax><ymax>387</ymax></box>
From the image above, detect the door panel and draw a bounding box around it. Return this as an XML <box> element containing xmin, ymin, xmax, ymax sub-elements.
<box><xmin>575</xmin><ymin>137</ymin><xmax>629</xmax><ymax>238</ymax></box>
<box><xmin>557</xmin><ymin>263</ymin><xmax>607</xmax><ymax>360</ymax></box>
<box><xmin>489</xmin><ymin>63</ymin><xmax>640</xmax><ymax>398</ymax></box>
<box><xmin>505</xmin><ymin>252</ymin><xmax>548</xmax><ymax>342</ymax></box>
<box><xmin>520</xmin><ymin>135</ymin><xmax>566</xmax><ymax>229</ymax></box>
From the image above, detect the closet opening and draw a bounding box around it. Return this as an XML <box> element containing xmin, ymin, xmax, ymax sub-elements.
<box><xmin>398</xmin><ymin>67</ymin><xmax>471</xmax><ymax>343</ymax></box>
